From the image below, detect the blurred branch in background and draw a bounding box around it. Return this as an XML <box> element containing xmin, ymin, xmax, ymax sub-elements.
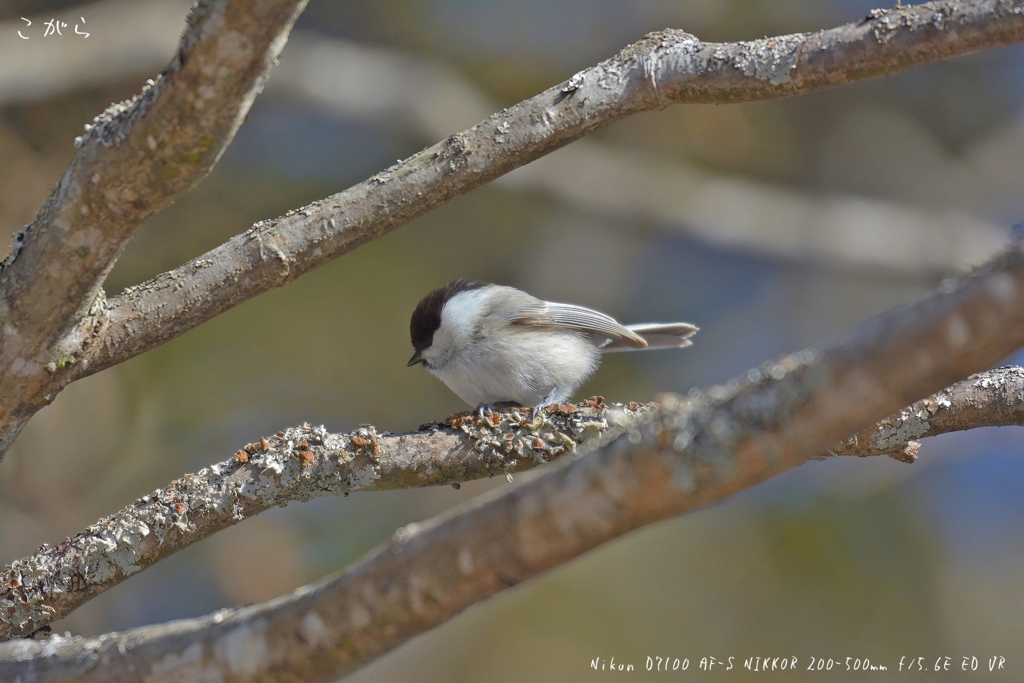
<box><xmin>3</xmin><ymin>361</ymin><xmax>1023</xmax><ymax>644</ymax></box>
<box><xmin>2</xmin><ymin>231</ymin><xmax>1024</xmax><ymax>681</ymax></box>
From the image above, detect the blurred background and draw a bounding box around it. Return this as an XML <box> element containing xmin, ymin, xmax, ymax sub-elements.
<box><xmin>2</xmin><ymin>0</ymin><xmax>1024</xmax><ymax>679</ymax></box>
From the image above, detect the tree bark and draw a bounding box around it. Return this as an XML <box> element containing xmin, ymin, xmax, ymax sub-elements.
<box><xmin>3</xmin><ymin>0</ymin><xmax>1023</xmax><ymax>460</ymax></box>
<box><xmin>2</xmin><ymin>237</ymin><xmax>1023</xmax><ymax>682</ymax></box>
<box><xmin>0</xmin><ymin>0</ymin><xmax>309</xmax><ymax>457</ymax></box>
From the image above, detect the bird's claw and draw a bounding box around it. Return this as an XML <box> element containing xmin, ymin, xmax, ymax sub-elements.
<box><xmin>530</xmin><ymin>388</ymin><xmax>562</xmax><ymax>420</ymax></box>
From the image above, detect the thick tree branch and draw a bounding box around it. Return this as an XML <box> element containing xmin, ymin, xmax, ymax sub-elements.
<box><xmin>0</xmin><ymin>401</ymin><xmax>626</xmax><ymax>641</ymax></box>
<box><xmin>0</xmin><ymin>0</ymin><xmax>309</xmax><ymax>457</ymax></box>
<box><xmin>0</xmin><ymin>6</ymin><xmax>1009</xmax><ymax>276</ymax></box>
<box><xmin>2</xmin><ymin>235</ymin><xmax>1023</xmax><ymax>682</ymax></box>
<box><xmin>271</xmin><ymin>34</ymin><xmax>1008</xmax><ymax>275</ymax></box>
<box><xmin>831</xmin><ymin>365</ymin><xmax>1024</xmax><ymax>461</ymax></box>
<box><xmin>4</xmin><ymin>361</ymin><xmax>1022</xmax><ymax>643</ymax></box>
<box><xmin>78</xmin><ymin>0</ymin><xmax>1024</xmax><ymax>384</ymax></box>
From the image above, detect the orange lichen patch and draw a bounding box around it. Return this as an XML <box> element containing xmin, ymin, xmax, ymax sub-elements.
<box><xmin>370</xmin><ymin>435</ymin><xmax>380</xmax><ymax>456</ymax></box>
<box><xmin>298</xmin><ymin>450</ymin><xmax>314</xmax><ymax>465</ymax></box>
<box><xmin>351</xmin><ymin>436</ymin><xmax>367</xmax><ymax>448</ymax></box>
<box><xmin>234</xmin><ymin>450</ymin><xmax>248</xmax><ymax>463</ymax></box>
<box><xmin>259</xmin><ymin>437</ymin><xmax>270</xmax><ymax>450</ymax></box>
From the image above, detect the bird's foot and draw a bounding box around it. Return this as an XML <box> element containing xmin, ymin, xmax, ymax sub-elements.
<box><xmin>530</xmin><ymin>388</ymin><xmax>562</xmax><ymax>420</ymax></box>
<box><xmin>474</xmin><ymin>401</ymin><xmax>520</xmax><ymax>419</ymax></box>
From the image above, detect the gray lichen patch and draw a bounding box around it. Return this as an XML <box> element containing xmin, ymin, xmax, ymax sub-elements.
<box><xmin>0</xmin><ymin>421</ymin><xmax>381</xmax><ymax>638</ymax></box>
<box><xmin>973</xmin><ymin>365</ymin><xmax>1024</xmax><ymax>389</ymax></box>
<box><xmin>440</xmin><ymin>397</ymin><xmax>643</xmax><ymax>479</ymax></box>
<box><xmin>868</xmin><ymin>409</ymin><xmax>932</xmax><ymax>453</ymax></box>
<box><xmin>74</xmin><ymin>77</ymin><xmax>164</xmax><ymax>149</ymax></box>
<box><xmin>731</xmin><ymin>33</ymin><xmax>806</xmax><ymax>85</ymax></box>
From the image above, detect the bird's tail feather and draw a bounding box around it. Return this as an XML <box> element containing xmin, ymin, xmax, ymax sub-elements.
<box><xmin>601</xmin><ymin>322</ymin><xmax>699</xmax><ymax>352</ymax></box>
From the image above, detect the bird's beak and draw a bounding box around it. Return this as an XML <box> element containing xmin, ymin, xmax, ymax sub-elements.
<box><xmin>407</xmin><ymin>351</ymin><xmax>424</xmax><ymax>367</ymax></box>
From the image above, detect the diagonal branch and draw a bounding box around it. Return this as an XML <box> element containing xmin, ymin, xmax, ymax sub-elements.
<box><xmin>4</xmin><ymin>362</ymin><xmax>1022</xmax><ymax>643</ymax></box>
<box><xmin>0</xmin><ymin>6</ymin><xmax>1010</xmax><ymax>277</ymax></box>
<box><xmin>0</xmin><ymin>401</ymin><xmax>626</xmax><ymax>641</ymax></box>
<box><xmin>75</xmin><ymin>0</ymin><xmax>1024</xmax><ymax>384</ymax></box>
<box><xmin>2</xmin><ymin>235</ymin><xmax>1023</xmax><ymax>681</ymax></box>
<box><xmin>0</xmin><ymin>0</ymin><xmax>309</xmax><ymax>457</ymax></box>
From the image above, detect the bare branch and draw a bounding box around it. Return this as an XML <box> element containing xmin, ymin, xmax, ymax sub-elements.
<box><xmin>0</xmin><ymin>0</ymin><xmax>309</xmax><ymax>457</ymax></box>
<box><xmin>4</xmin><ymin>361</ymin><xmax>1021</xmax><ymax>643</ymax></box>
<box><xmin>2</xmin><ymin>231</ymin><xmax>1023</xmax><ymax>681</ymax></box>
<box><xmin>831</xmin><ymin>365</ymin><xmax>1024</xmax><ymax>461</ymax></box>
<box><xmin>0</xmin><ymin>401</ymin><xmax>626</xmax><ymax>641</ymax></box>
<box><xmin>0</xmin><ymin>6</ymin><xmax>1010</xmax><ymax>276</ymax></box>
<box><xmin>81</xmin><ymin>0</ymin><xmax>1024</xmax><ymax>383</ymax></box>
<box><xmin>274</xmin><ymin>34</ymin><xmax>1008</xmax><ymax>275</ymax></box>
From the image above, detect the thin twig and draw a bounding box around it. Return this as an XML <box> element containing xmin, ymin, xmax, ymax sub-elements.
<box><xmin>830</xmin><ymin>365</ymin><xmax>1024</xmax><ymax>461</ymax></box>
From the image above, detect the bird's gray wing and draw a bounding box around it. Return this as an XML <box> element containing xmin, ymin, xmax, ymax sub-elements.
<box><xmin>509</xmin><ymin>299</ymin><xmax>648</xmax><ymax>349</ymax></box>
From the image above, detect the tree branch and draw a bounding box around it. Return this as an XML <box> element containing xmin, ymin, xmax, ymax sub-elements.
<box><xmin>273</xmin><ymin>33</ymin><xmax>1008</xmax><ymax>275</ymax></box>
<box><xmin>2</xmin><ymin>234</ymin><xmax>1023</xmax><ymax>681</ymax></box>
<box><xmin>78</xmin><ymin>0</ymin><xmax>1024</xmax><ymax>386</ymax></box>
<box><xmin>0</xmin><ymin>401</ymin><xmax>626</xmax><ymax>641</ymax></box>
<box><xmin>5</xmin><ymin>360</ymin><xmax>1023</xmax><ymax>643</ymax></box>
<box><xmin>0</xmin><ymin>6</ymin><xmax>1009</xmax><ymax>276</ymax></box>
<box><xmin>0</xmin><ymin>0</ymin><xmax>309</xmax><ymax>457</ymax></box>
<box><xmin>831</xmin><ymin>365</ymin><xmax>1024</xmax><ymax>462</ymax></box>
<box><xmin>3</xmin><ymin>361</ymin><xmax>1021</xmax><ymax>643</ymax></box>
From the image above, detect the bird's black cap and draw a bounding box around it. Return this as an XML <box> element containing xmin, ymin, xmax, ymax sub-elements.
<box><xmin>409</xmin><ymin>278</ymin><xmax>487</xmax><ymax>355</ymax></box>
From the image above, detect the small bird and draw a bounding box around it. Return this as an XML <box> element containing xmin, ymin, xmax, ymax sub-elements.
<box><xmin>408</xmin><ymin>279</ymin><xmax>698</xmax><ymax>414</ymax></box>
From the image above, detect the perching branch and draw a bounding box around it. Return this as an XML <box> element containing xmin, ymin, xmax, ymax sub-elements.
<box><xmin>4</xmin><ymin>361</ymin><xmax>1023</xmax><ymax>642</ymax></box>
<box><xmin>831</xmin><ymin>365</ymin><xmax>1024</xmax><ymax>462</ymax></box>
<box><xmin>0</xmin><ymin>401</ymin><xmax>626</xmax><ymax>641</ymax></box>
<box><xmin>5</xmin><ymin>0</ymin><xmax>1015</xmax><ymax>457</ymax></box>
<box><xmin>0</xmin><ymin>0</ymin><xmax>309</xmax><ymax>457</ymax></box>
<box><xmin>2</xmin><ymin>235</ymin><xmax>1023</xmax><ymax>682</ymax></box>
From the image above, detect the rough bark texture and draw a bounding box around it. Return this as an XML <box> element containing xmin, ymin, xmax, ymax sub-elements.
<box><xmin>0</xmin><ymin>401</ymin><xmax>627</xmax><ymax>641</ymax></box>
<box><xmin>4</xmin><ymin>362</ymin><xmax>1022</xmax><ymax>643</ymax></box>
<box><xmin>2</xmin><ymin>237</ymin><xmax>1023</xmax><ymax>682</ymax></box>
<box><xmin>0</xmin><ymin>0</ymin><xmax>309</xmax><ymax>457</ymax></box>
<box><xmin>19</xmin><ymin>0</ymin><xmax>1024</xmax><ymax>442</ymax></box>
<box><xmin>831</xmin><ymin>365</ymin><xmax>1024</xmax><ymax>461</ymax></box>
<box><xmin>0</xmin><ymin>6</ymin><xmax>1009</xmax><ymax>275</ymax></box>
